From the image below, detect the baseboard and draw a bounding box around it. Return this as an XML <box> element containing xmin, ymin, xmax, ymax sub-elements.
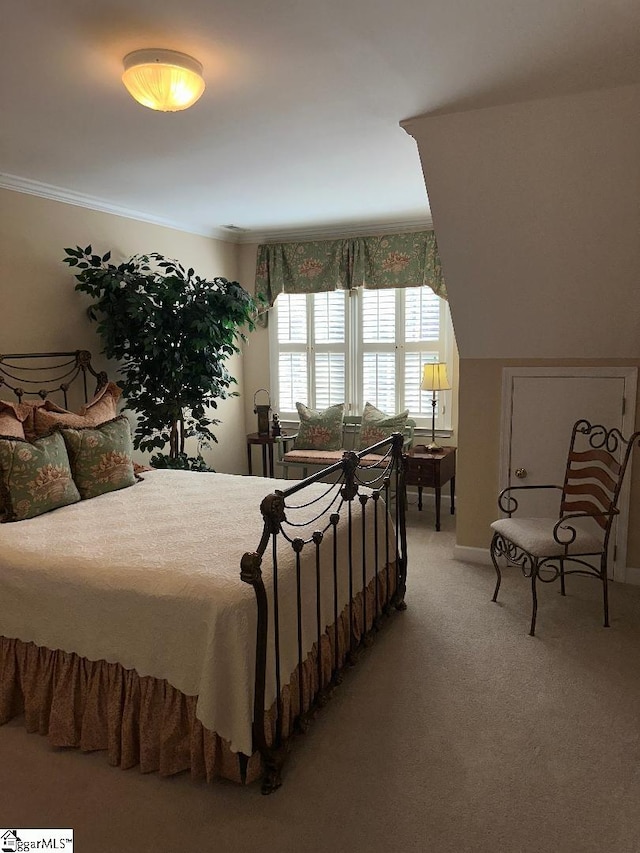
<box><xmin>452</xmin><ymin>545</ymin><xmax>492</xmax><ymax>565</ymax></box>
<box><xmin>621</xmin><ymin>566</ymin><xmax>640</xmax><ymax>586</ymax></box>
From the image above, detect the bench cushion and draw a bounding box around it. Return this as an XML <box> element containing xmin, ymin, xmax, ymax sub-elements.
<box><xmin>282</xmin><ymin>448</ymin><xmax>387</xmax><ymax>468</ymax></box>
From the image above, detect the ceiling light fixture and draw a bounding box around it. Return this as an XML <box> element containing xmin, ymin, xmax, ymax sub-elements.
<box><xmin>122</xmin><ymin>49</ymin><xmax>205</xmax><ymax>112</ymax></box>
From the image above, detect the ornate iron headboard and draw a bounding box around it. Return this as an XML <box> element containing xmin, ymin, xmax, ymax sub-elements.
<box><xmin>0</xmin><ymin>351</ymin><xmax>108</xmax><ymax>408</ymax></box>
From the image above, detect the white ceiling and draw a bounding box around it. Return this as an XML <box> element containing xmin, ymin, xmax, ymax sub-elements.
<box><xmin>2</xmin><ymin>0</ymin><xmax>640</xmax><ymax>241</ymax></box>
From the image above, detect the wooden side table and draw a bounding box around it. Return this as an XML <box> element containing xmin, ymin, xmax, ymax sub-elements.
<box><xmin>246</xmin><ymin>433</ymin><xmax>280</xmax><ymax>478</ymax></box>
<box><xmin>405</xmin><ymin>445</ymin><xmax>456</xmax><ymax>531</ymax></box>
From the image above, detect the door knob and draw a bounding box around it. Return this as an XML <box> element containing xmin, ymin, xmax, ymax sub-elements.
<box><xmin>515</xmin><ymin>467</ymin><xmax>527</xmax><ymax>479</ymax></box>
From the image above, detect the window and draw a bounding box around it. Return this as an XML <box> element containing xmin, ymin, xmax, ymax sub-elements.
<box><xmin>270</xmin><ymin>286</ymin><xmax>455</xmax><ymax>429</ymax></box>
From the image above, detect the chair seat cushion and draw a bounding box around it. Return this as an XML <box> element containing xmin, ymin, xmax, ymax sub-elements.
<box><xmin>490</xmin><ymin>517</ymin><xmax>603</xmax><ymax>558</ymax></box>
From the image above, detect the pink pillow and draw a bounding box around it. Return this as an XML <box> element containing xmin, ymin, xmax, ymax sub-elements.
<box><xmin>33</xmin><ymin>382</ymin><xmax>122</xmax><ymax>437</ymax></box>
<box><xmin>0</xmin><ymin>400</ymin><xmax>28</xmax><ymax>439</ymax></box>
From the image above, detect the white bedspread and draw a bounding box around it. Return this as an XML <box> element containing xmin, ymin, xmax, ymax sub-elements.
<box><xmin>0</xmin><ymin>469</ymin><xmax>393</xmax><ymax>755</ymax></box>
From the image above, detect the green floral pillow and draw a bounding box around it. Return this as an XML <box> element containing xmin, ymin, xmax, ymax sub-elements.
<box><xmin>293</xmin><ymin>402</ymin><xmax>345</xmax><ymax>451</ymax></box>
<box><xmin>61</xmin><ymin>416</ymin><xmax>137</xmax><ymax>500</ymax></box>
<box><xmin>358</xmin><ymin>402</ymin><xmax>409</xmax><ymax>451</ymax></box>
<box><xmin>0</xmin><ymin>431</ymin><xmax>81</xmax><ymax>522</ymax></box>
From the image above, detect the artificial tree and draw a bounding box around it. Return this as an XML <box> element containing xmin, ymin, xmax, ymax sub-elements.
<box><xmin>63</xmin><ymin>246</ymin><xmax>257</xmax><ymax>469</ymax></box>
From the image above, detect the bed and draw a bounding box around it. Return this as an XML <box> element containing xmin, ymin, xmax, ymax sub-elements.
<box><xmin>0</xmin><ymin>351</ymin><xmax>408</xmax><ymax>793</ymax></box>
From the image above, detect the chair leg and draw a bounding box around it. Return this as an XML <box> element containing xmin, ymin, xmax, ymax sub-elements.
<box><xmin>602</xmin><ymin>557</ymin><xmax>610</xmax><ymax>628</ymax></box>
<box><xmin>529</xmin><ymin>561</ymin><xmax>539</xmax><ymax>637</ymax></box>
<box><xmin>559</xmin><ymin>557</ymin><xmax>566</xmax><ymax>596</ymax></box>
<box><xmin>490</xmin><ymin>533</ymin><xmax>502</xmax><ymax>602</ymax></box>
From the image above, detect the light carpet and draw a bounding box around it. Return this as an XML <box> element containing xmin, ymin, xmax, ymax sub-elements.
<box><xmin>2</xmin><ymin>499</ymin><xmax>640</xmax><ymax>853</ymax></box>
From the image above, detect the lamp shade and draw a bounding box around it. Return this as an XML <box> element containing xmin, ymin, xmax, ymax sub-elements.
<box><xmin>122</xmin><ymin>49</ymin><xmax>205</xmax><ymax>112</ymax></box>
<box><xmin>420</xmin><ymin>362</ymin><xmax>451</xmax><ymax>392</ymax></box>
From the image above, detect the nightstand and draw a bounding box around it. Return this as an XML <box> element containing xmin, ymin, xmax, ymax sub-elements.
<box><xmin>405</xmin><ymin>445</ymin><xmax>456</xmax><ymax>531</ymax></box>
<box><xmin>246</xmin><ymin>433</ymin><xmax>278</xmax><ymax>477</ymax></box>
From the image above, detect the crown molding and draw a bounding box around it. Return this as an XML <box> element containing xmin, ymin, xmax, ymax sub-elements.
<box><xmin>0</xmin><ymin>172</ymin><xmax>433</xmax><ymax>245</ymax></box>
<box><xmin>239</xmin><ymin>215</ymin><xmax>434</xmax><ymax>244</ymax></box>
<box><xmin>0</xmin><ymin>173</ymin><xmax>234</xmax><ymax>242</ymax></box>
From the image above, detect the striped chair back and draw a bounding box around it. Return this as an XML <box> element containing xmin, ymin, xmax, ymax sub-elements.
<box><xmin>560</xmin><ymin>420</ymin><xmax>637</xmax><ymax>531</ymax></box>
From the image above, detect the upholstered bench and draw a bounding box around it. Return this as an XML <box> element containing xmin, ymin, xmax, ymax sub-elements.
<box><xmin>276</xmin><ymin>413</ymin><xmax>415</xmax><ymax>479</ymax></box>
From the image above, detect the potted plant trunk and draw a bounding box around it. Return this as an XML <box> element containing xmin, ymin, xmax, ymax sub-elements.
<box><xmin>63</xmin><ymin>246</ymin><xmax>257</xmax><ymax>470</ymax></box>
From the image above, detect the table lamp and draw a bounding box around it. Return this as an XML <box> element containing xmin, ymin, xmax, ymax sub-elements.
<box><xmin>420</xmin><ymin>363</ymin><xmax>451</xmax><ymax>451</ymax></box>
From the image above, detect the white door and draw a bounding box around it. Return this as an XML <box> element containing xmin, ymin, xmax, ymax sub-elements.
<box><xmin>500</xmin><ymin>368</ymin><xmax>637</xmax><ymax>581</ymax></box>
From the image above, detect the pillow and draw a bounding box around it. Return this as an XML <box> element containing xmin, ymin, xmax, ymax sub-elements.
<box><xmin>0</xmin><ymin>402</ymin><xmax>32</xmax><ymax>518</ymax></box>
<box><xmin>133</xmin><ymin>461</ymin><xmax>154</xmax><ymax>475</ymax></box>
<box><xmin>0</xmin><ymin>400</ymin><xmax>29</xmax><ymax>439</ymax></box>
<box><xmin>80</xmin><ymin>381</ymin><xmax>123</xmax><ymax>419</ymax></box>
<box><xmin>61</xmin><ymin>415</ymin><xmax>137</xmax><ymax>499</ymax></box>
<box><xmin>357</xmin><ymin>402</ymin><xmax>409</xmax><ymax>451</ymax></box>
<box><xmin>14</xmin><ymin>399</ymin><xmax>46</xmax><ymax>443</ymax></box>
<box><xmin>0</xmin><ymin>431</ymin><xmax>81</xmax><ymax>522</ymax></box>
<box><xmin>293</xmin><ymin>402</ymin><xmax>345</xmax><ymax>451</ymax></box>
<box><xmin>33</xmin><ymin>382</ymin><xmax>122</xmax><ymax>438</ymax></box>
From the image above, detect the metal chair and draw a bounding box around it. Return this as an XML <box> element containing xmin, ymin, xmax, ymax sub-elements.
<box><xmin>490</xmin><ymin>419</ymin><xmax>639</xmax><ymax>636</ymax></box>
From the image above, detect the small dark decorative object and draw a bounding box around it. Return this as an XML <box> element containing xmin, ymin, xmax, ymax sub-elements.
<box><xmin>63</xmin><ymin>246</ymin><xmax>257</xmax><ymax>470</ymax></box>
<box><xmin>271</xmin><ymin>413</ymin><xmax>281</xmax><ymax>437</ymax></box>
<box><xmin>253</xmin><ymin>389</ymin><xmax>271</xmax><ymax>436</ymax></box>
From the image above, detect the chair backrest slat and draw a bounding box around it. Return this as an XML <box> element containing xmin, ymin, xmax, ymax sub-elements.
<box><xmin>560</xmin><ymin>498</ymin><xmax>610</xmax><ymax>529</ymax></box>
<box><xmin>559</xmin><ymin>420</ymin><xmax>640</xmax><ymax>542</ymax></box>
<box><xmin>568</xmin><ymin>448</ymin><xmax>621</xmax><ymax>474</ymax></box>
<box><xmin>563</xmin><ymin>481</ymin><xmax>613</xmax><ymax>512</ymax></box>
<box><xmin>564</xmin><ymin>464</ymin><xmax>617</xmax><ymax>493</ymax></box>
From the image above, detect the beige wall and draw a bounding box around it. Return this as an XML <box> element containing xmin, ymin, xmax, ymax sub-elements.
<box><xmin>404</xmin><ymin>83</ymin><xmax>640</xmax><ymax>566</ymax></box>
<box><xmin>0</xmin><ymin>188</ymin><xmax>248</xmax><ymax>473</ymax></box>
<box><xmin>404</xmin><ymin>83</ymin><xmax>640</xmax><ymax>360</ymax></box>
<box><xmin>237</xmin><ymin>242</ymin><xmax>271</xmax><ymax>453</ymax></box>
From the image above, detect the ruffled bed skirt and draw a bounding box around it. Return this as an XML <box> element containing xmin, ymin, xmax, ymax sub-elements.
<box><xmin>0</xmin><ymin>564</ymin><xmax>396</xmax><ymax>787</ymax></box>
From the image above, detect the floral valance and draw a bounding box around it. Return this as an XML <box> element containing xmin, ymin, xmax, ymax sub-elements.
<box><xmin>254</xmin><ymin>230</ymin><xmax>446</xmax><ymax>321</ymax></box>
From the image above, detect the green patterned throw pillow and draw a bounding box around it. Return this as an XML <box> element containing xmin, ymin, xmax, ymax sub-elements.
<box><xmin>357</xmin><ymin>402</ymin><xmax>409</xmax><ymax>451</ymax></box>
<box><xmin>61</xmin><ymin>416</ymin><xmax>137</xmax><ymax>500</ymax></box>
<box><xmin>0</xmin><ymin>431</ymin><xmax>81</xmax><ymax>521</ymax></box>
<box><xmin>293</xmin><ymin>402</ymin><xmax>345</xmax><ymax>451</ymax></box>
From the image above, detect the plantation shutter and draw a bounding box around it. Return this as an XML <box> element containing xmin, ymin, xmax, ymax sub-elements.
<box><xmin>273</xmin><ymin>286</ymin><xmax>452</xmax><ymax>427</ymax></box>
<box><xmin>404</xmin><ymin>288</ymin><xmax>446</xmax><ymax>417</ymax></box>
<box><xmin>361</xmin><ymin>290</ymin><xmax>396</xmax><ymax>413</ymax></box>
<box><xmin>277</xmin><ymin>294</ymin><xmax>308</xmax><ymax>410</ymax></box>
<box><xmin>313</xmin><ymin>291</ymin><xmax>347</xmax><ymax>410</ymax></box>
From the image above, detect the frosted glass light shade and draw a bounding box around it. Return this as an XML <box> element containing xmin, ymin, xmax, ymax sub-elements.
<box><xmin>420</xmin><ymin>362</ymin><xmax>451</xmax><ymax>392</ymax></box>
<box><xmin>122</xmin><ymin>49</ymin><xmax>205</xmax><ymax>112</ymax></box>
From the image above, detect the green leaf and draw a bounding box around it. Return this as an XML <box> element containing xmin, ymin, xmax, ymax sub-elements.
<box><xmin>63</xmin><ymin>245</ymin><xmax>257</xmax><ymax>459</ymax></box>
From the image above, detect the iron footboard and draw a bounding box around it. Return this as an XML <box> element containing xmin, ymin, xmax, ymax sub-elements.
<box><xmin>240</xmin><ymin>432</ymin><xmax>408</xmax><ymax>794</ymax></box>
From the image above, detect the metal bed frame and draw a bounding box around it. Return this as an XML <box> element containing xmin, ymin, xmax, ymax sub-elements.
<box><xmin>1</xmin><ymin>351</ymin><xmax>408</xmax><ymax>793</ymax></box>
<box><xmin>0</xmin><ymin>350</ymin><xmax>106</xmax><ymax>406</ymax></box>
<box><xmin>241</xmin><ymin>432</ymin><xmax>408</xmax><ymax>792</ymax></box>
